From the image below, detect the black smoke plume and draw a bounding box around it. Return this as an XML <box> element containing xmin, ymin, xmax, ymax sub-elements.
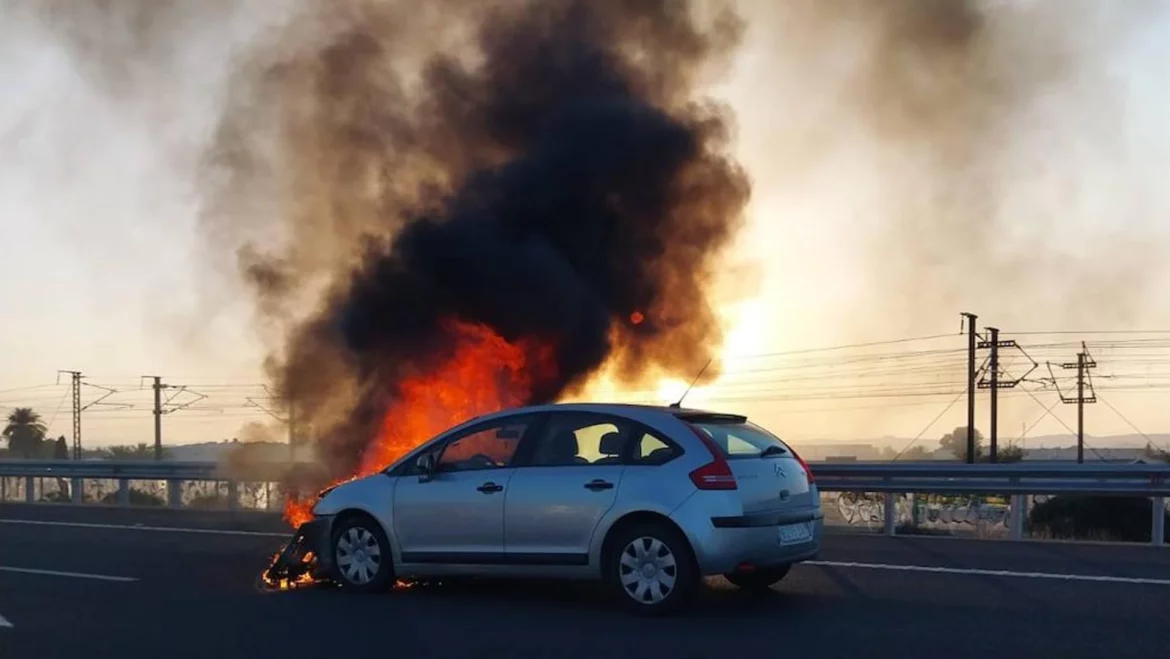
<box><xmin>203</xmin><ymin>0</ymin><xmax>751</xmax><ymax>480</ymax></box>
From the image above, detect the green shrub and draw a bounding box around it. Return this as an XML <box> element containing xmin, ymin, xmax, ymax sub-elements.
<box><xmin>98</xmin><ymin>489</ymin><xmax>166</xmax><ymax>507</ymax></box>
<box><xmin>187</xmin><ymin>493</ymin><xmax>230</xmax><ymax>510</ymax></box>
<box><xmin>1029</xmin><ymin>495</ymin><xmax>1168</xmax><ymax>543</ymax></box>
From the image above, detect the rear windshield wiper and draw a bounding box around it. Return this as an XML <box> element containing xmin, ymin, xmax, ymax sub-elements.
<box><xmin>759</xmin><ymin>445</ymin><xmax>788</xmax><ymax>457</ymax></box>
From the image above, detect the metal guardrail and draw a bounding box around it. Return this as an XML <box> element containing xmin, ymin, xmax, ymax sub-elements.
<box><xmin>815</xmin><ymin>462</ymin><xmax>1170</xmax><ymax>495</ymax></box>
<box><xmin>0</xmin><ymin>459</ymin><xmax>1166</xmax><ymax>546</ymax></box>
<box><xmin>813</xmin><ymin>462</ymin><xmax>1168</xmax><ymax>546</ymax></box>
<box><xmin>0</xmin><ymin>459</ymin><xmax>309</xmax><ymax>481</ymax></box>
<box><xmin>0</xmin><ymin>460</ymin><xmax>222</xmax><ymax>479</ymax></box>
<box><xmin>0</xmin><ymin>459</ymin><xmax>294</xmax><ymax>510</ymax></box>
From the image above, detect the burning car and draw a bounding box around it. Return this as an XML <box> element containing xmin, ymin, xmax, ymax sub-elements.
<box><xmin>264</xmin><ymin>402</ymin><xmax>821</xmax><ymax>614</ymax></box>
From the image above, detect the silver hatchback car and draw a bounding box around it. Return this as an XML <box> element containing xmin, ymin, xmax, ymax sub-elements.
<box><xmin>278</xmin><ymin>403</ymin><xmax>822</xmax><ymax>614</ymax></box>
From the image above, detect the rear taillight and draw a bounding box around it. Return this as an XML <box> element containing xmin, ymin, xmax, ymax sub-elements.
<box><xmin>791</xmin><ymin>449</ymin><xmax>815</xmax><ymax>484</ymax></box>
<box><xmin>689</xmin><ymin>460</ymin><xmax>737</xmax><ymax>490</ymax></box>
<box><xmin>686</xmin><ymin>423</ymin><xmax>738</xmax><ymax>491</ymax></box>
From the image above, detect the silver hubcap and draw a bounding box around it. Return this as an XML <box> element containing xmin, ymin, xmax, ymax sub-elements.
<box><xmin>618</xmin><ymin>536</ymin><xmax>678</xmax><ymax>604</ymax></box>
<box><xmin>336</xmin><ymin>526</ymin><xmax>382</xmax><ymax>585</ymax></box>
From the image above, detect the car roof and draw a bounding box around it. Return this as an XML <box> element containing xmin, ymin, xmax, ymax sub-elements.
<box><xmin>470</xmin><ymin>402</ymin><xmax>746</xmax><ymax>424</ymax></box>
<box><xmin>387</xmin><ymin>402</ymin><xmax>752</xmax><ymax>468</ymax></box>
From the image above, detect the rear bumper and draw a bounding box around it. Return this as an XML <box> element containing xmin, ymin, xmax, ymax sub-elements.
<box><xmin>672</xmin><ymin>498</ymin><xmax>823</xmax><ymax>575</ymax></box>
<box><xmin>710</xmin><ymin>509</ymin><xmax>824</xmax><ymax>529</ymax></box>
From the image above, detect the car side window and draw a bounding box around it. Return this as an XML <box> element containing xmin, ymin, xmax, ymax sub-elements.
<box><xmin>436</xmin><ymin>419</ymin><xmax>528</xmax><ymax>473</ymax></box>
<box><xmin>630</xmin><ymin>431</ymin><xmax>682</xmax><ymax>466</ymax></box>
<box><xmin>528</xmin><ymin>414</ymin><xmax>630</xmax><ymax>467</ymax></box>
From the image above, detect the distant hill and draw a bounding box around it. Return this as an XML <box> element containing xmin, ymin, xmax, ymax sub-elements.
<box><xmin>801</xmin><ymin>433</ymin><xmax>1168</xmax><ymax>451</ymax></box>
<box><xmin>166</xmin><ymin>441</ymin><xmax>293</xmax><ymax>462</ymax></box>
<box><xmin>1014</xmin><ymin>433</ymin><xmax>1170</xmax><ymax>449</ymax></box>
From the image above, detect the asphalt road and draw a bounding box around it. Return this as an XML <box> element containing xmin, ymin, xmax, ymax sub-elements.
<box><xmin>1</xmin><ymin>504</ymin><xmax>1167</xmax><ymax>659</ymax></box>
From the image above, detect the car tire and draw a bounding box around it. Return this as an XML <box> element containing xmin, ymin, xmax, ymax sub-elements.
<box><xmin>330</xmin><ymin>513</ymin><xmax>395</xmax><ymax>593</ymax></box>
<box><xmin>605</xmin><ymin>521</ymin><xmax>700</xmax><ymax>616</ymax></box>
<box><xmin>724</xmin><ymin>564</ymin><xmax>791</xmax><ymax>591</ymax></box>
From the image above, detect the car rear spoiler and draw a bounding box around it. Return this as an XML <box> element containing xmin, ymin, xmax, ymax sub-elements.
<box><xmin>670</xmin><ymin>411</ymin><xmax>748</xmax><ymax>424</ymax></box>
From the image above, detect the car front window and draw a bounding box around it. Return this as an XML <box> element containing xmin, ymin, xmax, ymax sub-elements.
<box><xmin>436</xmin><ymin>420</ymin><xmax>528</xmax><ymax>472</ymax></box>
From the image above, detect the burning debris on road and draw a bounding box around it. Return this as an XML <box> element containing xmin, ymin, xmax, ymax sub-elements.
<box><xmin>203</xmin><ymin>0</ymin><xmax>752</xmax><ymax>530</ymax></box>
<box><xmin>259</xmin><ymin>552</ymin><xmax>317</xmax><ymax>592</ymax></box>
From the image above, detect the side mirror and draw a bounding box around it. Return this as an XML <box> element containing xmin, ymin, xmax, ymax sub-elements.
<box><xmin>416</xmin><ymin>453</ymin><xmax>436</xmax><ymax>482</ymax></box>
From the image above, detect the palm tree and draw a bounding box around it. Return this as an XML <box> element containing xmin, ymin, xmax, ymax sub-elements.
<box><xmin>3</xmin><ymin>408</ymin><xmax>47</xmax><ymax>459</ymax></box>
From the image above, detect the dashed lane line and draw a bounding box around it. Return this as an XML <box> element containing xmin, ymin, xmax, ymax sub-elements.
<box><xmin>806</xmin><ymin>560</ymin><xmax>1170</xmax><ymax>586</ymax></box>
<box><xmin>4</xmin><ymin>518</ymin><xmax>1167</xmax><ymax>587</ymax></box>
<box><xmin>0</xmin><ymin>567</ymin><xmax>138</xmax><ymax>582</ymax></box>
<box><xmin>0</xmin><ymin>518</ymin><xmax>288</xmax><ymax>537</ymax></box>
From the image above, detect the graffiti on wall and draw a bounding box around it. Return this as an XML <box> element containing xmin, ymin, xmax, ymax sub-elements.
<box><xmin>829</xmin><ymin>492</ymin><xmax>1018</xmax><ymax>529</ymax></box>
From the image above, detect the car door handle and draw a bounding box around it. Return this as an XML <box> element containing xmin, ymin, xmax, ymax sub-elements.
<box><xmin>477</xmin><ymin>482</ymin><xmax>504</xmax><ymax>494</ymax></box>
<box><xmin>583</xmin><ymin>479</ymin><xmax>614</xmax><ymax>491</ymax></box>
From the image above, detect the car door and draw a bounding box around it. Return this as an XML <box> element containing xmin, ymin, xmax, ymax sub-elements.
<box><xmin>503</xmin><ymin>411</ymin><xmax>630</xmax><ymax>565</ymax></box>
<box><xmin>393</xmin><ymin>415</ymin><xmax>534</xmax><ymax>564</ymax></box>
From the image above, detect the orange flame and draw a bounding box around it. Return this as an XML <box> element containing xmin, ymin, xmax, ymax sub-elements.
<box><xmin>282</xmin><ymin>320</ymin><xmax>555</xmax><ymax>526</ymax></box>
<box><xmin>285</xmin><ymin>499</ymin><xmax>316</xmax><ymax>528</ymax></box>
<box><xmin>260</xmin><ymin>551</ymin><xmax>319</xmax><ymax>591</ymax></box>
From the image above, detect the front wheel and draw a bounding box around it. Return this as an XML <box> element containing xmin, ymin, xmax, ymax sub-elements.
<box><xmin>605</xmin><ymin>522</ymin><xmax>700</xmax><ymax>616</ymax></box>
<box><xmin>724</xmin><ymin>564</ymin><xmax>791</xmax><ymax>591</ymax></box>
<box><xmin>331</xmin><ymin>514</ymin><xmax>394</xmax><ymax>593</ymax></box>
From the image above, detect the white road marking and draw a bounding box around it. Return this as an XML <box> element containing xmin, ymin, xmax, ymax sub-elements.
<box><xmin>0</xmin><ymin>518</ymin><xmax>288</xmax><ymax>538</ymax></box>
<box><xmin>0</xmin><ymin>614</ymin><xmax>12</xmax><ymax>629</ymax></box>
<box><xmin>806</xmin><ymin>560</ymin><xmax>1170</xmax><ymax>586</ymax></box>
<box><xmin>4</xmin><ymin>518</ymin><xmax>1165</xmax><ymax>587</ymax></box>
<box><xmin>0</xmin><ymin>566</ymin><xmax>137</xmax><ymax>582</ymax></box>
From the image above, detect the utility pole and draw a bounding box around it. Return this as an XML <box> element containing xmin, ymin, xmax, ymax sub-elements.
<box><xmin>976</xmin><ymin>328</ymin><xmax>1025</xmax><ymax>463</ymax></box>
<box><xmin>138</xmin><ymin>376</ymin><xmax>205</xmax><ymax>461</ymax></box>
<box><xmin>141</xmin><ymin>376</ymin><xmax>165</xmax><ymax>461</ymax></box>
<box><xmin>1053</xmin><ymin>343</ymin><xmax>1097</xmax><ymax>464</ymax></box>
<box><xmin>961</xmin><ymin>313</ymin><xmax>978</xmax><ymax>464</ymax></box>
<box><xmin>58</xmin><ymin>371</ymin><xmax>82</xmax><ymax>460</ymax></box>
<box><xmin>152</xmin><ymin>377</ymin><xmax>163</xmax><ymax>461</ymax></box>
<box><xmin>56</xmin><ymin>371</ymin><xmax>120</xmax><ymax>460</ymax></box>
<box><xmin>987</xmin><ymin>328</ymin><xmax>999</xmax><ymax>463</ymax></box>
<box><xmin>1076</xmin><ymin>353</ymin><xmax>1086</xmax><ymax>464</ymax></box>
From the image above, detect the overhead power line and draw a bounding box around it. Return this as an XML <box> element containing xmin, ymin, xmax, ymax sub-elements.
<box><xmin>0</xmin><ymin>383</ymin><xmax>61</xmax><ymax>395</ymax></box>
<box><xmin>1096</xmin><ymin>393</ymin><xmax>1154</xmax><ymax>447</ymax></box>
<box><xmin>888</xmin><ymin>382</ymin><xmax>975</xmax><ymax>462</ymax></box>
<box><xmin>1010</xmin><ymin>330</ymin><xmax>1170</xmax><ymax>336</ymax></box>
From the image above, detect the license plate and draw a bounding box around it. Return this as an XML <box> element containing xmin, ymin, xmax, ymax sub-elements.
<box><xmin>778</xmin><ymin>522</ymin><xmax>812</xmax><ymax>545</ymax></box>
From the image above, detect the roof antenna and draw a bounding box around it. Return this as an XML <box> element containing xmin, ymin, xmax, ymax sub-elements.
<box><xmin>670</xmin><ymin>358</ymin><xmax>712</xmax><ymax>409</ymax></box>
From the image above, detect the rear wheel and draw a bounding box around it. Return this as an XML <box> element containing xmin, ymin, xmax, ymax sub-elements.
<box><xmin>331</xmin><ymin>514</ymin><xmax>394</xmax><ymax>593</ymax></box>
<box><xmin>724</xmin><ymin>564</ymin><xmax>790</xmax><ymax>591</ymax></box>
<box><xmin>605</xmin><ymin>521</ymin><xmax>699</xmax><ymax>616</ymax></box>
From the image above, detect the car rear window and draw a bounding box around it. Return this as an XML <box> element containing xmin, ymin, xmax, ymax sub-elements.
<box><xmin>688</xmin><ymin>421</ymin><xmax>791</xmax><ymax>460</ymax></box>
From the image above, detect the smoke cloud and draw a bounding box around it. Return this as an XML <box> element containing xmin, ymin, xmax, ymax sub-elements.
<box><xmin>736</xmin><ymin>0</ymin><xmax>1170</xmax><ymax>336</ymax></box>
<box><xmin>200</xmin><ymin>0</ymin><xmax>752</xmax><ymax>478</ymax></box>
<box><xmin>235</xmin><ymin>420</ymin><xmax>282</xmax><ymax>444</ymax></box>
<box><xmin>17</xmin><ymin>0</ymin><xmax>1170</xmax><ymax>451</ymax></box>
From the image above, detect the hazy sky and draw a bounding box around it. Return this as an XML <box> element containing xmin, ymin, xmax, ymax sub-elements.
<box><xmin>2</xmin><ymin>1</ymin><xmax>1169</xmax><ymax>451</ymax></box>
